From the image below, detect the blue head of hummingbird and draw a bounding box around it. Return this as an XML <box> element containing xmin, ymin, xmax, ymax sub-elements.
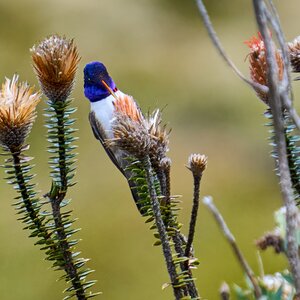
<box><xmin>84</xmin><ymin>61</ymin><xmax>142</xmax><ymax>212</ymax></box>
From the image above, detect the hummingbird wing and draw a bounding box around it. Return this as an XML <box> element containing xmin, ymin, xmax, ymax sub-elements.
<box><xmin>89</xmin><ymin>111</ymin><xmax>144</xmax><ymax>213</ymax></box>
<box><xmin>89</xmin><ymin>111</ymin><xmax>125</xmax><ymax>176</ymax></box>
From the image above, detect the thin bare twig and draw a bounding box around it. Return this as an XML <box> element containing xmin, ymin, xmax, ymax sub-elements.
<box><xmin>195</xmin><ymin>0</ymin><xmax>268</xmax><ymax>95</ymax></box>
<box><xmin>253</xmin><ymin>1</ymin><xmax>300</xmax><ymax>297</ymax></box>
<box><xmin>185</xmin><ymin>173</ymin><xmax>201</xmax><ymax>258</ymax></box>
<box><xmin>203</xmin><ymin>196</ymin><xmax>261</xmax><ymax>298</ymax></box>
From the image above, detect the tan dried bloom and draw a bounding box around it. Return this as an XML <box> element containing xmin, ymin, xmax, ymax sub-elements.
<box><xmin>146</xmin><ymin>109</ymin><xmax>170</xmax><ymax>168</ymax></box>
<box><xmin>187</xmin><ymin>154</ymin><xmax>207</xmax><ymax>177</ymax></box>
<box><xmin>256</xmin><ymin>230</ymin><xmax>284</xmax><ymax>254</ymax></box>
<box><xmin>159</xmin><ymin>157</ymin><xmax>171</xmax><ymax>172</ymax></box>
<box><xmin>110</xmin><ymin>94</ymin><xmax>150</xmax><ymax>159</ymax></box>
<box><xmin>245</xmin><ymin>33</ymin><xmax>284</xmax><ymax>105</ymax></box>
<box><xmin>288</xmin><ymin>36</ymin><xmax>300</xmax><ymax>73</ymax></box>
<box><xmin>0</xmin><ymin>75</ymin><xmax>41</xmax><ymax>151</ymax></box>
<box><xmin>31</xmin><ymin>34</ymin><xmax>80</xmax><ymax>102</ymax></box>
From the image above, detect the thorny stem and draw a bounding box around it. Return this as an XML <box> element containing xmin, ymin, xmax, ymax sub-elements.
<box><xmin>48</xmin><ymin>102</ymin><xmax>87</xmax><ymax>299</ymax></box>
<box><xmin>11</xmin><ymin>151</ymin><xmax>54</xmax><ymax>247</ymax></box>
<box><xmin>142</xmin><ymin>156</ymin><xmax>183</xmax><ymax>300</ymax></box>
<box><xmin>253</xmin><ymin>1</ymin><xmax>300</xmax><ymax>297</ymax></box>
<box><xmin>185</xmin><ymin>174</ymin><xmax>201</xmax><ymax>259</ymax></box>
<box><xmin>11</xmin><ymin>150</ymin><xmax>86</xmax><ymax>298</ymax></box>
<box><xmin>285</xmin><ymin>131</ymin><xmax>300</xmax><ymax>197</ymax></box>
<box><xmin>55</xmin><ymin>104</ymin><xmax>68</xmax><ymax>197</ymax></box>
<box><xmin>51</xmin><ymin>200</ymin><xmax>86</xmax><ymax>300</ymax></box>
<box><xmin>159</xmin><ymin>161</ymin><xmax>199</xmax><ymax>298</ymax></box>
<box><xmin>203</xmin><ymin>196</ymin><xmax>262</xmax><ymax>298</ymax></box>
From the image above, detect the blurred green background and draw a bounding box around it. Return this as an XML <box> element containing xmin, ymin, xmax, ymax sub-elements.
<box><xmin>1</xmin><ymin>0</ymin><xmax>300</xmax><ymax>299</ymax></box>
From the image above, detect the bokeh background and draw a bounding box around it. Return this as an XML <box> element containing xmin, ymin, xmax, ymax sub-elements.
<box><xmin>1</xmin><ymin>0</ymin><xmax>300</xmax><ymax>299</ymax></box>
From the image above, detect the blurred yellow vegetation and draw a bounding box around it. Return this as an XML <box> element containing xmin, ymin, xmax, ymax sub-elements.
<box><xmin>1</xmin><ymin>0</ymin><xmax>300</xmax><ymax>299</ymax></box>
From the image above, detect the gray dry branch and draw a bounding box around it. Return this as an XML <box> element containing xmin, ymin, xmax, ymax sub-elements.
<box><xmin>196</xmin><ymin>0</ymin><xmax>300</xmax><ymax>297</ymax></box>
<box><xmin>253</xmin><ymin>0</ymin><xmax>300</xmax><ymax>296</ymax></box>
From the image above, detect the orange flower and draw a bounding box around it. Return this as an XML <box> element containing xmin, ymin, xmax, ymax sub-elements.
<box><xmin>245</xmin><ymin>33</ymin><xmax>284</xmax><ymax>105</ymax></box>
<box><xmin>113</xmin><ymin>94</ymin><xmax>144</xmax><ymax>124</ymax></box>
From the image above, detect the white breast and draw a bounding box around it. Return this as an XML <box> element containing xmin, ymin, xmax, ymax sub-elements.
<box><xmin>90</xmin><ymin>90</ymin><xmax>125</xmax><ymax>139</ymax></box>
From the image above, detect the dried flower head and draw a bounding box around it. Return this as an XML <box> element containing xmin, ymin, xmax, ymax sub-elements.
<box><xmin>187</xmin><ymin>153</ymin><xmax>207</xmax><ymax>177</ymax></box>
<box><xmin>113</xmin><ymin>93</ymin><xmax>144</xmax><ymax>123</ymax></box>
<box><xmin>146</xmin><ymin>109</ymin><xmax>170</xmax><ymax>168</ymax></box>
<box><xmin>0</xmin><ymin>75</ymin><xmax>40</xmax><ymax>151</ymax></box>
<box><xmin>31</xmin><ymin>34</ymin><xmax>80</xmax><ymax>102</ymax></box>
<box><xmin>159</xmin><ymin>157</ymin><xmax>171</xmax><ymax>172</ymax></box>
<box><xmin>256</xmin><ymin>230</ymin><xmax>284</xmax><ymax>254</ymax></box>
<box><xmin>245</xmin><ymin>32</ymin><xmax>284</xmax><ymax>105</ymax></box>
<box><xmin>110</xmin><ymin>94</ymin><xmax>150</xmax><ymax>159</ymax></box>
<box><xmin>288</xmin><ymin>36</ymin><xmax>300</xmax><ymax>73</ymax></box>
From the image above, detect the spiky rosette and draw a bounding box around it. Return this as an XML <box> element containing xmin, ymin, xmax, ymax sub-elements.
<box><xmin>187</xmin><ymin>153</ymin><xmax>207</xmax><ymax>177</ymax></box>
<box><xmin>288</xmin><ymin>36</ymin><xmax>300</xmax><ymax>73</ymax></box>
<box><xmin>31</xmin><ymin>35</ymin><xmax>80</xmax><ymax>102</ymax></box>
<box><xmin>109</xmin><ymin>94</ymin><xmax>150</xmax><ymax>159</ymax></box>
<box><xmin>147</xmin><ymin>109</ymin><xmax>170</xmax><ymax>170</ymax></box>
<box><xmin>0</xmin><ymin>75</ymin><xmax>40</xmax><ymax>152</ymax></box>
<box><xmin>245</xmin><ymin>33</ymin><xmax>284</xmax><ymax>105</ymax></box>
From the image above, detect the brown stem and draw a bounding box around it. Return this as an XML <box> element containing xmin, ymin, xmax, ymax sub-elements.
<box><xmin>142</xmin><ymin>156</ymin><xmax>183</xmax><ymax>300</ymax></box>
<box><xmin>185</xmin><ymin>174</ymin><xmax>201</xmax><ymax>258</ymax></box>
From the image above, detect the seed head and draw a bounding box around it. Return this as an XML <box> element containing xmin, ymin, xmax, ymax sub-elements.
<box><xmin>245</xmin><ymin>32</ymin><xmax>284</xmax><ymax>105</ymax></box>
<box><xmin>159</xmin><ymin>157</ymin><xmax>171</xmax><ymax>172</ymax></box>
<box><xmin>0</xmin><ymin>75</ymin><xmax>41</xmax><ymax>152</ymax></box>
<box><xmin>256</xmin><ymin>230</ymin><xmax>284</xmax><ymax>254</ymax></box>
<box><xmin>288</xmin><ymin>36</ymin><xmax>300</xmax><ymax>73</ymax></box>
<box><xmin>110</xmin><ymin>94</ymin><xmax>150</xmax><ymax>159</ymax></box>
<box><xmin>31</xmin><ymin>34</ymin><xmax>80</xmax><ymax>102</ymax></box>
<box><xmin>187</xmin><ymin>154</ymin><xmax>207</xmax><ymax>177</ymax></box>
<box><xmin>146</xmin><ymin>109</ymin><xmax>170</xmax><ymax>168</ymax></box>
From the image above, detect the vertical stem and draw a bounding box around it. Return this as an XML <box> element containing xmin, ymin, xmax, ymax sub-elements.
<box><xmin>48</xmin><ymin>102</ymin><xmax>88</xmax><ymax>299</ymax></box>
<box><xmin>51</xmin><ymin>201</ymin><xmax>86</xmax><ymax>300</ymax></box>
<box><xmin>142</xmin><ymin>156</ymin><xmax>183</xmax><ymax>300</ymax></box>
<box><xmin>185</xmin><ymin>174</ymin><xmax>201</xmax><ymax>258</ymax></box>
<box><xmin>159</xmin><ymin>160</ymin><xmax>199</xmax><ymax>298</ymax></box>
<box><xmin>253</xmin><ymin>1</ymin><xmax>300</xmax><ymax>296</ymax></box>
<box><xmin>55</xmin><ymin>104</ymin><xmax>68</xmax><ymax>195</ymax></box>
<box><xmin>11</xmin><ymin>151</ymin><xmax>53</xmax><ymax>243</ymax></box>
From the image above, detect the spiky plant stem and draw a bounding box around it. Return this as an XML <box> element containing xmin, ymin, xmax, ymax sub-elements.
<box><xmin>9</xmin><ymin>149</ymin><xmax>55</xmax><ymax>249</ymax></box>
<box><xmin>55</xmin><ymin>105</ymin><xmax>68</xmax><ymax>196</ymax></box>
<box><xmin>142</xmin><ymin>156</ymin><xmax>183</xmax><ymax>300</ymax></box>
<box><xmin>51</xmin><ymin>200</ymin><xmax>86</xmax><ymax>300</ymax></box>
<box><xmin>185</xmin><ymin>174</ymin><xmax>201</xmax><ymax>259</ymax></box>
<box><xmin>163</xmin><ymin>163</ymin><xmax>199</xmax><ymax>299</ymax></box>
<box><xmin>180</xmin><ymin>172</ymin><xmax>202</xmax><ymax>299</ymax></box>
<box><xmin>46</xmin><ymin>100</ymin><xmax>98</xmax><ymax>299</ymax></box>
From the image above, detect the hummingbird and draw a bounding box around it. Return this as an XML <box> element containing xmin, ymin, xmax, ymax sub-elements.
<box><xmin>83</xmin><ymin>61</ymin><xmax>143</xmax><ymax>212</ymax></box>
